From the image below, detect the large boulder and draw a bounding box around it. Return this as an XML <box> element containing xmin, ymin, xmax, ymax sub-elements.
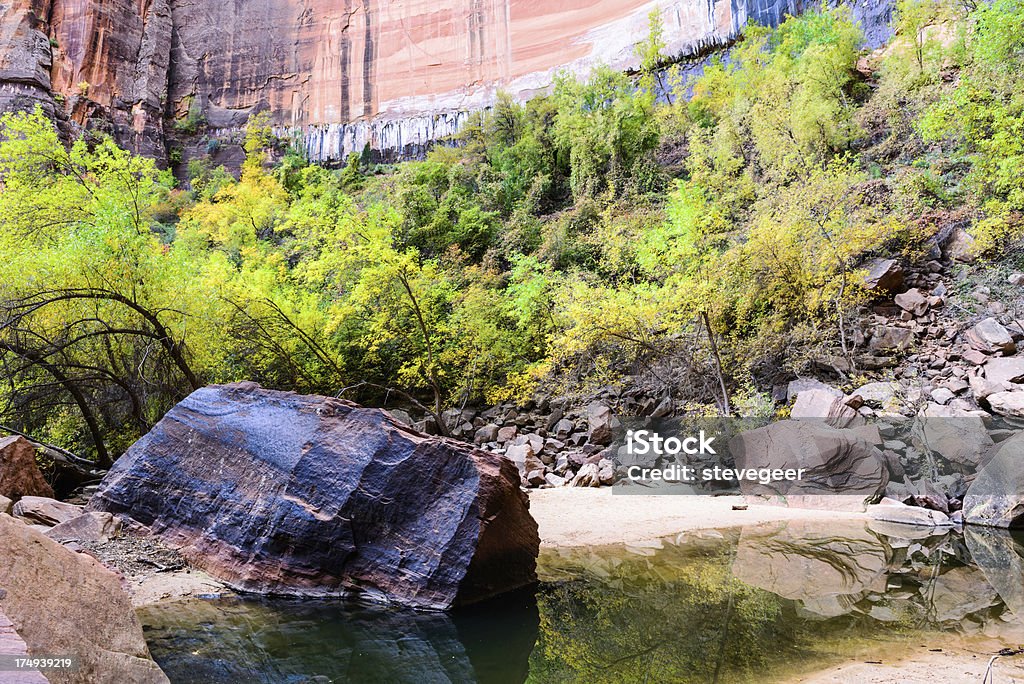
<box><xmin>0</xmin><ymin>436</ymin><xmax>54</xmax><ymax>501</ymax></box>
<box><xmin>0</xmin><ymin>514</ymin><xmax>168</xmax><ymax>683</ymax></box>
<box><xmin>965</xmin><ymin>527</ymin><xmax>1024</xmax><ymax>617</ymax></box>
<box><xmin>732</xmin><ymin>520</ymin><xmax>889</xmax><ymax>613</ymax></box>
<box><xmin>945</xmin><ymin>226</ymin><xmax>977</xmax><ymax>263</ymax></box>
<box><xmin>914</xmin><ymin>403</ymin><xmax>994</xmax><ymax>470</ymax></box>
<box><xmin>963</xmin><ymin>432</ymin><xmax>1024</xmax><ymax>528</ymax></box>
<box><xmin>88</xmin><ymin>383</ymin><xmax>539</xmax><ymax>609</ymax></box>
<box><xmin>728</xmin><ymin>420</ymin><xmax>889</xmax><ymax>503</ymax></box>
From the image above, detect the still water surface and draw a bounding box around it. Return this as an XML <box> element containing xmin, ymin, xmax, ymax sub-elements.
<box><xmin>140</xmin><ymin>520</ymin><xmax>1024</xmax><ymax>683</ymax></box>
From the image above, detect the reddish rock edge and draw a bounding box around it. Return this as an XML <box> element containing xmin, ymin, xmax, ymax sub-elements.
<box><xmin>0</xmin><ymin>436</ymin><xmax>54</xmax><ymax>501</ymax></box>
<box><xmin>0</xmin><ymin>514</ymin><xmax>168</xmax><ymax>684</ymax></box>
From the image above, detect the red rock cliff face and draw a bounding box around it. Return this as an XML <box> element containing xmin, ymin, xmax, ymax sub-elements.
<box><xmin>0</xmin><ymin>0</ymin><xmax>800</xmax><ymax>162</ymax></box>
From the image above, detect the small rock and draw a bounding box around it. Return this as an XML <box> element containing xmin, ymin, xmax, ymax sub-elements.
<box><xmin>414</xmin><ymin>416</ymin><xmax>441</xmax><ymax>435</ymax></box>
<box><xmin>506</xmin><ymin>443</ymin><xmax>544</xmax><ymax>477</ymax></box>
<box><xmin>851</xmin><ymin>381</ymin><xmax>900</xmax><ymax>407</ymax></box>
<box><xmin>496</xmin><ymin>426</ymin><xmax>518</xmax><ymax>443</ymax></box>
<box><xmin>942</xmin><ymin>379</ymin><xmax>969</xmax><ymax>395</ymax></box>
<box><xmin>45</xmin><ymin>512</ymin><xmax>121</xmax><ymax>543</ymax></box>
<box><xmin>862</xmin><ymin>258</ymin><xmax>905</xmax><ymax>293</ymax></box>
<box><xmin>962</xmin><ymin>348</ymin><xmax>990</xmax><ymax>365</ymax></box>
<box><xmin>12</xmin><ymin>497</ymin><xmax>84</xmax><ymax>526</ymax></box>
<box><xmin>1009</xmin><ymin>273</ymin><xmax>1024</xmax><ymax>286</ymax></box>
<box><xmin>930</xmin><ymin>387</ymin><xmax>955</xmax><ymax>405</ymax></box>
<box><xmin>526</xmin><ymin>469</ymin><xmax>547</xmax><ymax>487</ymax></box>
<box><xmin>791</xmin><ymin>390</ymin><xmax>864</xmax><ymax>428</ymax></box>
<box><xmin>651</xmin><ymin>396</ymin><xmax>673</xmax><ymax>418</ymax></box>
<box><xmin>544</xmin><ymin>437</ymin><xmax>565</xmax><ymax>453</ymax></box>
<box><xmin>570</xmin><ymin>463</ymin><xmax>602</xmax><ymax>487</ymax></box>
<box><xmin>895</xmin><ymin>288</ymin><xmax>929</xmax><ymax>316</ymax></box>
<box><xmin>966</xmin><ymin>318</ymin><xmax>1016</xmax><ymax>355</ymax></box>
<box><xmin>553</xmin><ymin>418</ymin><xmax>575</xmax><ymax>440</ymax></box>
<box><xmin>544</xmin><ymin>473</ymin><xmax>566</xmax><ymax>487</ymax></box>
<box><xmin>597</xmin><ymin>459</ymin><xmax>616</xmax><ymax>485</ymax></box>
<box><xmin>586</xmin><ymin>403</ymin><xmax>620</xmax><ymax>446</ymax></box>
<box><xmin>986</xmin><ymin>391</ymin><xmax>1024</xmax><ymax>418</ymax></box>
<box><xmin>474</xmin><ymin>424</ymin><xmax>499</xmax><ymax>444</ymax></box>
<box><xmin>544</xmin><ymin>409</ymin><xmax>564</xmax><ymax>433</ymax></box>
<box><xmin>521</xmin><ymin>432</ymin><xmax>545</xmax><ymax>454</ymax></box>
<box><xmin>786</xmin><ymin>379</ymin><xmax>842</xmax><ymax>403</ymax></box>
<box><xmin>0</xmin><ymin>494</ymin><xmax>11</xmax><ymax>515</ymax></box>
<box><xmin>867</xmin><ymin>498</ymin><xmax>954</xmax><ymax>528</ymax></box>
<box><xmin>388</xmin><ymin>409</ymin><xmax>414</xmax><ymax>427</ymax></box>
<box><xmin>869</xmin><ymin>326</ymin><xmax>915</xmax><ymax>352</ymax></box>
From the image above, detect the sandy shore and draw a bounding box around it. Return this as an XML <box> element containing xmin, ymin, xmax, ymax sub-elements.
<box><xmin>794</xmin><ymin>642</ymin><xmax>1024</xmax><ymax>683</ymax></box>
<box><xmin>528</xmin><ymin>488</ymin><xmax>866</xmax><ymax>547</ymax></box>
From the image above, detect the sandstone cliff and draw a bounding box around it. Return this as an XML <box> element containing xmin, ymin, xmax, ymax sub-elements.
<box><xmin>0</xmin><ymin>0</ymin><xmax>890</xmax><ymax>163</ymax></box>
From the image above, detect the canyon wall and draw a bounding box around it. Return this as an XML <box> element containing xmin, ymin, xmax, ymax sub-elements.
<box><xmin>0</xmin><ymin>0</ymin><xmax>891</xmax><ymax>164</ymax></box>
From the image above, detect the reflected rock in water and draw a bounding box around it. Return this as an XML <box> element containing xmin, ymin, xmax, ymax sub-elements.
<box><xmin>966</xmin><ymin>527</ymin><xmax>1024</xmax><ymax>618</ymax></box>
<box><xmin>964</xmin><ymin>431</ymin><xmax>1024</xmax><ymax>528</ymax></box>
<box><xmin>141</xmin><ymin>592</ymin><xmax>538</xmax><ymax>684</ymax></box>
<box><xmin>145</xmin><ymin>523</ymin><xmax>1024</xmax><ymax>684</ymax></box>
<box><xmin>732</xmin><ymin>520</ymin><xmax>889</xmax><ymax>604</ymax></box>
<box><xmin>928</xmin><ymin>566</ymin><xmax>1001</xmax><ymax>623</ymax></box>
<box><xmin>733</xmin><ymin>520</ymin><xmax>1020</xmax><ymax>633</ymax></box>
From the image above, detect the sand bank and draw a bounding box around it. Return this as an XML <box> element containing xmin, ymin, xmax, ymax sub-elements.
<box><xmin>529</xmin><ymin>488</ymin><xmax>866</xmax><ymax>547</ymax></box>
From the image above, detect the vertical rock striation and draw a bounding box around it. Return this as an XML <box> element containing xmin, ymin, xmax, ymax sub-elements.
<box><xmin>0</xmin><ymin>0</ymin><xmax>892</xmax><ymax>163</ymax></box>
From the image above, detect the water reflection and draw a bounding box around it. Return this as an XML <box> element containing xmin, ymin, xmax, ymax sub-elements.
<box><xmin>142</xmin><ymin>523</ymin><xmax>1024</xmax><ymax>683</ymax></box>
<box><xmin>142</xmin><ymin>590</ymin><xmax>538</xmax><ymax>684</ymax></box>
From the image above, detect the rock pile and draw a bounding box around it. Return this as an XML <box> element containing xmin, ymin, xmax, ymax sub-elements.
<box><xmin>409</xmin><ymin>399</ymin><xmax>627</xmax><ymax>489</ymax></box>
<box><xmin>435</xmin><ymin>225</ymin><xmax>1024</xmax><ymax>523</ymax></box>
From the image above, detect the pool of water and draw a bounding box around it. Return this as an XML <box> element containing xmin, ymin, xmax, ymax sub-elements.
<box><xmin>139</xmin><ymin>520</ymin><xmax>1024</xmax><ymax>683</ymax></box>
